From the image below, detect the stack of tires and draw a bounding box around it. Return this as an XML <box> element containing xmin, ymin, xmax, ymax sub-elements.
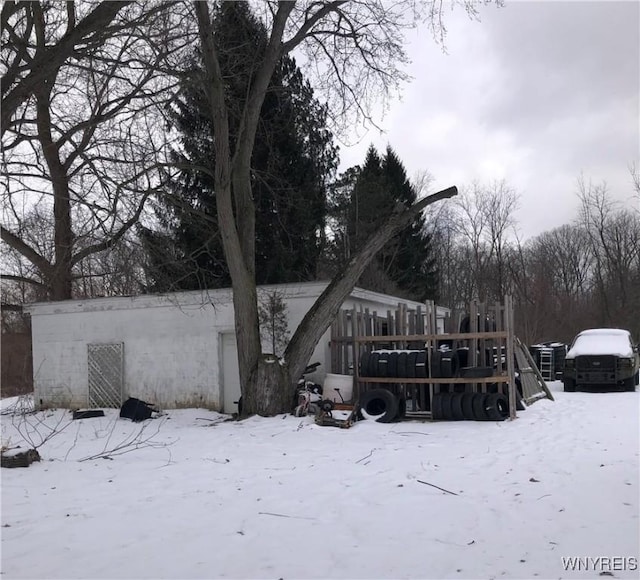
<box><xmin>360</xmin><ymin>350</ymin><xmax>428</xmax><ymax>379</ymax></box>
<box><xmin>431</xmin><ymin>392</ymin><xmax>509</xmax><ymax>421</ymax></box>
<box><xmin>360</xmin><ymin>348</ymin><xmax>493</xmax><ymax>381</ymax></box>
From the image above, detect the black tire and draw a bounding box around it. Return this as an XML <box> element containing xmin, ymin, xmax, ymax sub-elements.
<box><xmin>368</xmin><ymin>352</ymin><xmax>380</xmax><ymax>377</ymax></box>
<box><xmin>461</xmin><ymin>392</ymin><xmax>476</xmax><ymax>420</ymax></box>
<box><xmin>359</xmin><ymin>352</ymin><xmax>370</xmax><ymax>378</ymax></box>
<box><xmin>407</xmin><ymin>352</ymin><xmax>418</xmax><ymax>378</ymax></box>
<box><xmin>377</xmin><ymin>352</ymin><xmax>389</xmax><ymax>378</ymax></box>
<box><xmin>456</xmin><ymin>348</ymin><xmax>469</xmax><ymax>368</ymax></box>
<box><xmin>73</xmin><ymin>409</ymin><xmax>105</xmax><ymax>420</ymax></box>
<box><xmin>431</xmin><ymin>392</ymin><xmax>446</xmax><ymax>420</ymax></box>
<box><xmin>397</xmin><ymin>352</ymin><xmax>408</xmax><ymax>378</ymax></box>
<box><xmin>430</xmin><ymin>350</ymin><xmax>443</xmax><ymax>378</ymax></box>
<box><xmin>440</xmin><ymin>351</ymin><xmax>460</xmax><ymax>378</ymax></box>
<box><xmin>563</xmin><ymin>378</ymin><xmax>576</xmax><ymax>392</ymax></box>
<box><xmin>485</xmin><ymin>393</ymin><xmax>509</xmax><ymax>421</ymax></box>
<box><xmin>387</xmin><ymin>352</ymin><xmax>399</xmax><ymax>378</ymax></box>
<box><xmin>320</xmin><ymin>399</ymin><xmax>335</xmax><ymax>413</ymax></box>
<box><xmin>439</xmin><ymin>392</ymin><xmax>455</xmax><ymax>420</ymax></box>
<box><xmin>471</xmin><ymin>393</ymin><xmax>490</xmax><ymax>421</ymax></box>
<box><xmin>460</xmin><ymin>315</ymin><xmax>471</xmax><ymax>333</ymax></box>
<box><xmin>395</xmin><ymin>396</ymin><xmax>407</xmax><ymax>421</ymax></box>
<box><xmin>359</xmin><ymin>389</ymin><xmax>398</xmax><ymax>423</ymax></box>
<box><xmin>459</xmin><ymin>366</ymin><xmax>493</xmax><ymax>379</ymax></box>
<box><xmin>450</xmin><ymin>393</ymin><xmax>465</xmax><ymax>420</ymax></box>
<box><xmin>623</xmin><ymin>376</ymin><xmax>636</xmax><ymax>392</ymax></box>
<box><xmin>415</xmin><ymin>351</ymin><xmax>427</xmax><ymax>378</ymax></box>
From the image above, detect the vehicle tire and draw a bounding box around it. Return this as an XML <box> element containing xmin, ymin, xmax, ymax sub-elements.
<box><xmin>430</xmin><ymin>351</ymin><xmax>443</xmax><ymax>378</ymax></box>
<box><xmin>395</xmin><ymin>396</ymin><xmax>407</xmax><ymax>421</ymax></box>
<box><xmin>387</xmin><ymin>352</ymin><xmax>399</xmax><ymax>378</ymax></box>
<box><xmin>407</xmin><ymin>352</ymin><xmax>418</xmax><ymax>378</ymax></box>
<box><xmin>359</xmin><ymin>352</ymin><xmax>370</xmax><ymax>378</ymax></box>
<box><xmin>397</xmin><ymin>352</ymin><xmax>408</xmax><ymax>378</ymax></box>
<box><xmin>440</xmin><ymin>351</ymin><xmax>460</xmax><ymax>378</ymax></box>
<box><xmin>623</xmin><ymin>376</ymin><xmax>636</xmax><ymax>392</ymax></box>
<box><xmin>450</xmin><ymin>393</ymin><xmax>465</xmax><ymax>420</ymax></box>
<box><xmin>73</xmin><ymin>409</ymin><xmax>105</xmax><ymax>420</ymax></box>
<box><xmin>459</xmin><ymin>366</ymin><xmax>493</xmax><ymax>379</ymax></box>
<box><xmin>368</xmin><ymin>352</ymin><xmax>380</xmax><ymax>377</ymax></box>
<box><xmin>471</xmin><ymin>393</ymin><xmax>490</xmax><ymax>421</ymax></box>
<box><xmin>320</xmin><ymin>399</ymin><xmax>335</xmax><ymax>413</ymax></box>
<box><xmin>431</xmin><ymin>392</ymin><xmax>446</xmax><ymax>420</ymax></box>
<box><xmin>377</xmin><ymin>352</ymin><xmax>389</xmax><ymax>378</ymax></box>
<box><xmin>439</xmin><ymin>392</ymin><xmax>456</xmax><ymax>420</ymax></box>
<box><xmin>484</xmin><ymin>393</ymin><xmax>509</xmax><ymax>421</ymax></box>
<box><xmin>563</xmin><ymin>378</ymin><xmax>576</xmax><ymax>392</ymax></box>
<box><xmin>359</xmin><ymin>389</ymin><xmax>398</xmax><ymax>423</ymax></box>
<box><xmin>460</xmin><ymin>315</ymin><xmax>471</xmax><ymax>333</ymax></box>
<box><xmin>415</xmin><ymin>351</ymin><xmax>427</xmax><ymax>378</ymax></box>
<box><xmin>456</xmin><ymin>348</ymin><xmax>469</xmax><ymax>368</ymax></box>
<box><xmin>461</xmin><ymin>392</ymin><xmax>476</xmax><ymax>420</ymax></box>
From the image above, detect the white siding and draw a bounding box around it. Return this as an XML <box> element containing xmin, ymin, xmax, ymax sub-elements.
<box><xmin>27</xmin><ymin>282</ymin><xmax>439</xmax><ymax>411</ymax></box>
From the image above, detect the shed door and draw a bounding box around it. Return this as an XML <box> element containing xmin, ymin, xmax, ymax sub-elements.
<box><xmin>87</xmin><ymin>343</ymin><xmax>124</xmax><ymax>408</ymax></box>
<box><xmin>221</xmin><ymin>333</ymin><xmax>241</xmax><ymax>414</ymax></box>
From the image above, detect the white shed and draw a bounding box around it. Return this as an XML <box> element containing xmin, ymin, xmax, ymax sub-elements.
<box><xmin>25</xmin><ymin>281</ymin><xmax>449</xmax><ymax>413</ymax></box>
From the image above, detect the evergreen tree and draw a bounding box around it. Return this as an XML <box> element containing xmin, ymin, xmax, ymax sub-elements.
<box><xmin>329</xmin><ymin>145</ymin><xmax>437</xmax><ymax>301</ymax></box>
<box><xmin>140</xmin><ymin>2</ymin><xmax>337</xmax><ymax>291</ymax></box>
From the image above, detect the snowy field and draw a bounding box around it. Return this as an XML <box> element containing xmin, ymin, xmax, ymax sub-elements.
<box><xmin>1</xmin><ymin>382</ymin><xmax>638</xmax><ymax>580</ymax></box>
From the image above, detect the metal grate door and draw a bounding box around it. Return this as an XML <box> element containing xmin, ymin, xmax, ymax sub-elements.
<box><xmin>87</xmin><ymin>343</ymin><xmax>124</xmax><ymax>408</ymax></box>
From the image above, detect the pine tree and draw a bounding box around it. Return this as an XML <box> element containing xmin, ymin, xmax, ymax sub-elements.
<box><xmin>141</xmin><ymin>2</ymin><xmax>337</xmax><ymax>291</ymax></box>
<box><xmin>329</xmin><ymin>145</ymin><xmax>437</xmax><ymax>301</ymax></box>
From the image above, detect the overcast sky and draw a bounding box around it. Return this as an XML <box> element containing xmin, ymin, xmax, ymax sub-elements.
<box><xmin>337</xmin><ymin>0</ymin><xmax>640</xmax><ymax>240</ymax></box>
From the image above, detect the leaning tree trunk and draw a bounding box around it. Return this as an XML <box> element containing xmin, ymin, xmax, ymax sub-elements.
<box><xmin>235</xmin><ymin>187</ymin><xmax>458</xmax><ymax>417</ymax></box>
<box><xmin>233</xmin><ymin>186</ymin><xmax>459</xmax><ymax>417</ymax></box>
<box><xmin>282</xmin><ymin>187</ymin><xmax>459</xmax><ymax>407</ymax></box>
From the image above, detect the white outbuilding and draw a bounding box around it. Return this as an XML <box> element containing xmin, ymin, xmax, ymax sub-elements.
<box><xmin>25</xmin><ymin>281</ymin><xmax>449</xmax><ymax>413</ymax></box>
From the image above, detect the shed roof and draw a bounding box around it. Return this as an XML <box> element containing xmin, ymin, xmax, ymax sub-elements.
<box><xmin>24</xmin><ymin>281</ymin><xmax>449</xmax><ymax>317</ymax></box>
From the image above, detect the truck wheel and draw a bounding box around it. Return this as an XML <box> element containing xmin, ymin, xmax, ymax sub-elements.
<box><xmin>623</xmin><ymin>376</ymin><xmax>636</xmax><ymax>392</ymax></box>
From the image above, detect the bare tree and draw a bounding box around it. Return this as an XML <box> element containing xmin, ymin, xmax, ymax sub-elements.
<box><xmin>576</xmin><ymin>176</ymin><xmax>640</xmax><ymax>330</ymax></box>
<box><xmin>193</xmin><ymin>1</ymin><xmax>477</xmax><ymax>416</ymax></box>
<box><xmin>1</xmin><ymin>1</ymin><xmax>133</xmax><ymax>136</ymax></box>
<box><xmin>448</xmin><ymin>180</ymin><xmax>519</xmax><ymax>303</ymax></box>
<box><xmin>1</xmin><ymin>2</ymin><xmax>192</xmax><ymax>301</ymax></box>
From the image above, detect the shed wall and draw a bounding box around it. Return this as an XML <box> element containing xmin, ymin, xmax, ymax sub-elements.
<box><xmin>28</xmin><ymin>283</ymin><xmax>430</xmax><ymax>411</ymax></box>
<box><xmin>31</xmin><ymin>302</ymin><xmax>229</xmax><ymax>409</ymax></box>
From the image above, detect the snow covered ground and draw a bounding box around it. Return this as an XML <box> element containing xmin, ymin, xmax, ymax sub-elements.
<box><xmin>1</xmin><ymin>382</ymin><xmax>638</xmax><ymax>580</ymax></box>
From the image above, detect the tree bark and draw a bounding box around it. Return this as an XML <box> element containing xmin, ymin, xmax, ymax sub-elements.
<box><xmin>35</xmin><ymin>82</ymin><xmax>74</xmax><ymax>301</ymax></box>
